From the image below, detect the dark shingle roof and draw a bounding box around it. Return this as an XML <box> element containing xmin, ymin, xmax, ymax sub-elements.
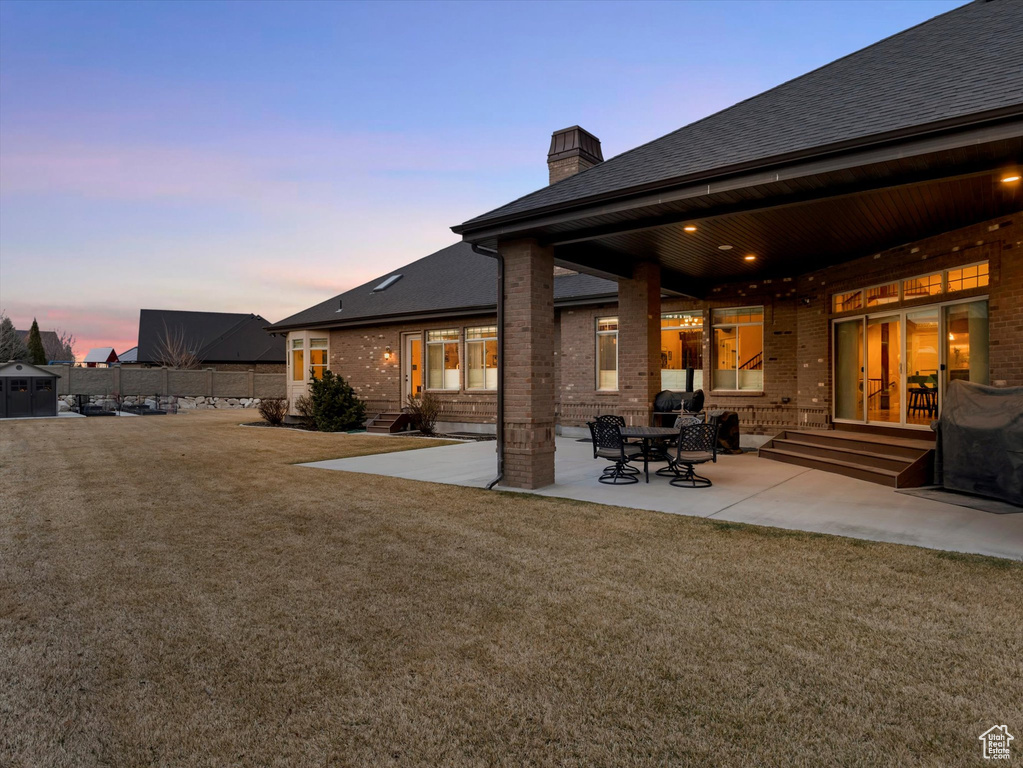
<box><xmin>459</xmin><ymin>0</ymin><xmax>1023</xmax><ymax>229</ymax></box>
<box><xmin>268</xmin><ymin>242</ymin><xmax>618</xmax><ymax>331</ymax></box>
<box><xmin>138</xmin><ymin>309</ymin><xmax>284</xmax><ymax>364</ymax></box>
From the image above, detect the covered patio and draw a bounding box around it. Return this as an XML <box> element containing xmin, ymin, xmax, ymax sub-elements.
<box><xmin>301</xmin><ymin>437</ymin><xmax>1023</xmax><ymax>560</ymax></box>
<box><xmin>451</xmin><ymin>0</ymin><xmax>1023</xmax><ymax>491</ymax></box>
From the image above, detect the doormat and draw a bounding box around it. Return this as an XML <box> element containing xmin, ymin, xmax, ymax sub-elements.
<box><xmin>896</xmin><ymin>486</ymin><xmax>1023</xmax><ymax>515</ymax></box>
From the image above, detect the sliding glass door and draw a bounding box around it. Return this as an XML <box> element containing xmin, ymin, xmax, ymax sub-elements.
<box><xmin>832</xmin><ymin>299</ymin><xmax>988</xmax><ymax>429</ymax></box>
<box><xmin>866</xmin><ymin>314</ymin><xmax>901</xmax><ymax>424</ymax></box>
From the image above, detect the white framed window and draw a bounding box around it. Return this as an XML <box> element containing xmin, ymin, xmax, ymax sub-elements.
<box><xmin>465</xmin><ymin>326</ymin><xmax>497</xmax><ymax>390</ymax></box>
<box><xmin>946</xmin><ymin>261</ymin><xmax>989</xmax><ymax>292</ymax></box>
<box><xmin>596</xmin><ymin>317</ymin><xmax>618</xmax><ymax>391</ymax></box>
<box><xmin>902</xmin><ymin>272</ymin><xmax>943</xmax><ymax>301</ymax></box>
<box><xmin>712</xmin><ymin>307</ymin><xmax>763</xmax><ymax>391</ymax></box>
<box><xmin>309</xmin><ymin>338</ymin><xmax>328</xmax><ymax>380</ymax></box>
<box><xmin>426</xmin><ymin>329</ymin><xmax>460</xmax><ymax>390</ymax></box>
<box><xmin>660</xmin><ymin>311</ymin><xmax>703</xmax><ymax>391</ymax></box>
<box><xmin>290</xmin><ymin>338</ymin><xmax>304</xmax><ymax>382</ymax></box>
<box><xmin>865</xmin><ymin>282</ymin><xmax>899</xmax><ymax>307</ymax></box>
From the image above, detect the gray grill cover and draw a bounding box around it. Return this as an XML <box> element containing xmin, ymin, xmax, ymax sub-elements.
<box><xmin>936</xmin><ymin>380</ymin><xmax>1023</xmax><ymax>505</ymax></box>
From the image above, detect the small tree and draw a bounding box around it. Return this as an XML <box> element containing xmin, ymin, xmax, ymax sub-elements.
<box><xmin>26</xmin><ymin>319</ymin><xmax>47</xmax><ymax>365</ymax></box>
<box><xmin>294</xmin><ymin>394</ymin><xmax>315</xmax><ymax>427</ymax></box>
<box><xmin>307</xmin><ymin>370</ymin><xmax>366</xmax><ymax>433</ymax></box>
<box><xmin>0</xmin><ymin>313</ymin><xmax>28</xmax><ymax>361</ymax></box>
<box><xmin>406</xmin><ymin>392</ymin><xmax>439</xmax><ymax>435</ymax></box>
<box><xmin>257</xmin><ymin>397</ymin><xmax>289</xmax><ymax>426</ymax></box>
<box><xmin>154</xmin><ymin>322</ymin><xmax>201</xmax><ymax>369</ymax></box>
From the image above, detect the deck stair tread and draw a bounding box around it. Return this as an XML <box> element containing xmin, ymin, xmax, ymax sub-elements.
<box><xmin>367</xmin><ymin>411</ymin><xmax>411</xmax><ymax>433</ymax></box>
<box><xmin>759</xmin><ymin>429</ymin><xmax>934</xmax><ymax>488</ymax></box>
<box><xmin>787</xmin><ymin>429</ymin><xmax>933</xmax><ymax>450</ymax></box>
<box><xmin>770</xmin><ymin>438</ymin><xmax>915</xmax><ymax>464</ymax></box>
<box><xmin>759</xmin><ymin>447</ymin><xmax>900</xmax><ymax>477</ymax></box>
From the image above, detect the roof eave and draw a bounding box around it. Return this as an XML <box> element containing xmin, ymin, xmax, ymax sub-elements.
<box><xmin>265</xmin><ymin>292</ymin><xmax>622</xmax><ymax>334</ymax></box>
<box><xmin>453</xmin><ymin>104</ymin><xmax>1023</xmax><ymax>240</ymax></box>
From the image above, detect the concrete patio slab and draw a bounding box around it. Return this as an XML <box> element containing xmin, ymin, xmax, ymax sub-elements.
<box><xmin>301</xmin><ymin>437</ymin><xmax>1023</xmax><ymax>560</ymax></box>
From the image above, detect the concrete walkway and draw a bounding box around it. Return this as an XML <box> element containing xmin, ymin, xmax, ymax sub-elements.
<box><xmin>301</xmin><ymin>437</ymin><xmax>1023</xmax><ymax>560</ymax></box>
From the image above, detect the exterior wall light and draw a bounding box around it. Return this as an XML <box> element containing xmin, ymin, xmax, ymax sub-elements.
<box><xmin>744</xmin><ymin>254</ymin><xmax>757</xmax><ymax>261</ymax></box>
<box><xmin>683</xmin><ymin>225</ymin><xmax>697</xmax><ymax>232</ymax></box>
<box><xmin>1001</xmin><ymin>174</ymin><xmax>1021</xmax><ymax>183</ymax></box>
<box><xmin>384</xmin><ymin>346</ymin><xmax>392</xmax><ymax>360</ymax></box>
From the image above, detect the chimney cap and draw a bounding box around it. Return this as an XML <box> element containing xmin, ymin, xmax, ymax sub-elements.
<box><xmin>548</xmin><ymin>126</ymin><xmax>603</xmax><ymax>166</ymax></box>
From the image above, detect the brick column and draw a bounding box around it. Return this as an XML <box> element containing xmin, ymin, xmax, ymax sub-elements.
<box><xmin>500</xmin><ymin>238</ymin><xmax>556</xmax><ymax>489</ymax></box>
<box><xmin>618</xmin><ymin>260</ymin><xmax>661</xmax><ymax>426</ymax></box>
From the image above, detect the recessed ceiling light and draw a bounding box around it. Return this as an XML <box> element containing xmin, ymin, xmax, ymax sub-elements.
<box><xmin>744</xmin><ymin>254</ymin><xmax>757</xmax><ymax>261</ymax></box>
<box><xmin>1001</xmin><ymin>174</ymin><xmax>1021</xmax><ymax>183</ymax></box>
<box><xmin>718</xmin><ymin>244</ymin><xmax>733</xmax><ymax>251</ymax></box>
<box><xmin>683</xmin><ymin>225</ymin><xmax>697</xmax><ymax>232</ymax></box>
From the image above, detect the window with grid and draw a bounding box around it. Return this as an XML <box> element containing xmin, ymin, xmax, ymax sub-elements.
<box><xmin>465</xmin><ymin>326</ymin><xmax>498</xmax><ymax>390</ymax></box>
<box><xmin>660</xmin><ymin>312</ymin><xmax>703</xmax><ymax>390</ymax></box>
<box><xmin>712</xmin><ymin>307</ymin><xmax>763</xmax><ymax>391</ymax></box>
<box><xmin>833</xmin><ymin>290</ymin><xmax>863</xmax><ymax>313</ymax></box>
<box><xmin>426</xmin><ymin>329</ymin><xmax>460</xmax><ymax>390</ymax></box>
<box><xmin>946</xmin><ymin>262</ymin><xmax>989</xmax><ymax>292</ymax></box>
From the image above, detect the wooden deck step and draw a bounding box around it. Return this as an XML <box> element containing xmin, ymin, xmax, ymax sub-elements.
<box><xmin>366</xmin><ymin>412</ymin><xmax>411</xmax><ymax>434</ymax></box>
<box><xmin>759</xmin><ymin>429</ymin><xmax>934</xmax><ymax>488</ymax></box>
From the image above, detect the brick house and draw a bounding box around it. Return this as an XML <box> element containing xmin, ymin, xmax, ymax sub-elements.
<box><xmin>273</xmin><ymin>0</ymin><xmax>1022</xmax><ymax>489</ymax></box>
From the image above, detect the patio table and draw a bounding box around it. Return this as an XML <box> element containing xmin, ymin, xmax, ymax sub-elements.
<box><xmin>620</xmin><ymin>426</ymin><xmax>678</xmax><ymax>483</ymax></box>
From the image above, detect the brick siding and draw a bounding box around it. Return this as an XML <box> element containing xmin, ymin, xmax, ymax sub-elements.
<box><xmin>292</xmin><ymin>212</ymin><xmax>1021</xmax><ymax>439</ymax></box>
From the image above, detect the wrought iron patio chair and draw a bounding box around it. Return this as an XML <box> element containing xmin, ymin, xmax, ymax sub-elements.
<box><xmin>664</xmin><ymin>422</ymin><xmax>719</xmax><ymax>488</ymax></box>
<box><xmin>587</xmin><ymin>420</ymin><xmax>643</xmax><ymax>485</ymax></box>
<box><xmin>594</xmin><ymin>414</ymin><xmax>641</xmax><ymax>470</ymax></box>
<box><xmin>655</xmin><ymin>414</ymin><xmax>705</xmax><ymax>476</ymax></box>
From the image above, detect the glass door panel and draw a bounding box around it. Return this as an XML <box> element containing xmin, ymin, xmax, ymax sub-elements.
<box><xmin>866</xmin><ymin>315</ymin><xmax>901</xmax><ymax>424</ymax></box>
<box><xmin>905</xmin><ymin>309</ymin><xmax>939</xmax><ymax>426</ymax></box>
<box><xmin>834</xmin><ymin>319</ymin><xmax>864</xmax><ymax>421</ymax></box>
<box><xmin>944</xmin><ymin>300</ymin><xmax>989</xmax><ymax>389</ymax></box>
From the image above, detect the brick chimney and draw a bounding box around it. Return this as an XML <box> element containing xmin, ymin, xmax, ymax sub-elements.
<box><xmin>547</xmin><ymin>126</ymin><xmax>603</xmax><ymax>185</ymax></box>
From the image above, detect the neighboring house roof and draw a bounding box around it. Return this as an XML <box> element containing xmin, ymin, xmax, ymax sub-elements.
<box><xmin>137</xmin><ymin>309</ymin><xmax>285</xmax><ymax>364</ymax></box>
<box><xmin>119</xmin><ymin>346</ymin><xmax>138</xmax><ymax>363</ymax></box>
<box><xmin>0</xmin><ymin>361</ymin><xmax>59</xmax><ymax>378</ymax></box>
<box><xmin>457</xmin><ymin>0</ymin><xmax>1023</xmax><ymax>230</ymax></box>
<box><xmin>83</xmin><ymin>347</ymin><xmax>118</xmax><ymax>364</ymax></box>
<box><xmin>268</xmin><ymin>242</ymin><xmax>618</xmax><ymax>332</ymax></box>
<box><xmin>15</xmin><ymin>329</ymin><xmax>60</xmax><ymax>351</ymax></box>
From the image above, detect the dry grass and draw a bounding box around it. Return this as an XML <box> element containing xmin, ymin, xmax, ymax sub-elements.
<box><xmin>1</xmin><ymin>410</ymin><xmax>1021</xmax><ymax>767</ymax></box>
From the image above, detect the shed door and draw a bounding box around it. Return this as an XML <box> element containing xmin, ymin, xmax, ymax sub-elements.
<box><xmin>7</xmin><ymin>378</ymin><xmax>31</xmax><ymax>417</ymax></box>
<box><xmin>33</xmin><ymin>378</ymin><xmax>55</xmax><ymax>416</ymax></box>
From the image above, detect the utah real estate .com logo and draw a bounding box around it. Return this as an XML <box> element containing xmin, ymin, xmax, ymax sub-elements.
<box><xmin>979</xmin><ymin>725</ymin><xmax>1014</xmax><ymax>760</ymax></box>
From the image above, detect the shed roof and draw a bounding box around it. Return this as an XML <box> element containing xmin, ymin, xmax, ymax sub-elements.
<box><xmin>83</xmin><ymin>347</ymin><xmax>118</xmax><ymax>364</ymax></box>
<box><xmin>268</xmin><ymin>242</ymin><xmax>618</xmax><ymax>332</ymax></box>
<box><xmin>456</xmin><ymin>0</ymin><xmax>1023</xmax><ymax>232</ymax></box>
<box><xmin>0</xmin><ymin>361</ymin><xmax>59</xmax><ymax>378</ymax></box>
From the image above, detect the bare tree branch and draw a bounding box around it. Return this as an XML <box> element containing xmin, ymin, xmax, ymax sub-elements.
<box><xmin>154</xmin><ymin>321</ymin><xmax>201</xmax><ymax>369</ymax></box>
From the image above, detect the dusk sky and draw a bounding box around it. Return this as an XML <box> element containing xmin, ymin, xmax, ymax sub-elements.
<box><xmin>0</xmin><ymin>0</ymin><xmax>966</xmax><ymax>356</ymax></box>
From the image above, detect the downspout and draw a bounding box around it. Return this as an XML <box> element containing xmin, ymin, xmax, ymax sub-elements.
<box><xmin>472</xmin><ymin>243</ymin><xmax>503</xmax><ymax>489</ymax></box>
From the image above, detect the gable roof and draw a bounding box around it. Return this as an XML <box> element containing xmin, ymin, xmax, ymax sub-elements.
<box><xmin>138</xmin><ymin>309</ymin><xmax>284</xmax><ymax>364</ymax></box>
<box><xmin>457</xmin><ymin>0</ymin><xmax>1023</xmax><ymax>231</ymax></box>
<box><xmin>83</xmin><ymin>347</ymin><xmax>118</xmax><ymax>364</ymax></box>
<box><xmin>15</xmin><ymin>329</ymin><xmax>60</xmax><ymax>350</ymax></box>
<box><xmin>268</xmin><ymin>242</ymin><xmax>618</xmax><ymax>332</ymax></box>
<box><xmin>119</xmin><ymin>346</ymin><xmax>138</xmax><ymax>363</ymax></box>
<box><xmin>0</xmin><ymin>361</ymin><xmax>59</xmax><ymax>378</ymax></box>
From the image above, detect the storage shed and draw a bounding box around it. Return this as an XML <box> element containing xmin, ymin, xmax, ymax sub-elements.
<box><xmin>0</xmin><ymin>361</ymin><xmax>60</xmax><ymax>418</ymax></box>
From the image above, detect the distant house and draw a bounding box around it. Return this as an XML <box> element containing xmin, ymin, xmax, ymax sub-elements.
<box><xmin>136</xmin><ymin>309</ymin><xmax>285</xmax><ymax>371</ymax></box>
<box><xmin>119</xmin><ymin>346</ymin><xmax>138</xmax><ymax>363</ymax></box>
<box><xmin>83</xmin><ymin>347</ymin><xmax>119</xmax><ymax>367</ymax></box>
<box><xmin>14</xmin><ymin>329</ymin><xmax>72</xmax><ymax>363</ymax></box>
